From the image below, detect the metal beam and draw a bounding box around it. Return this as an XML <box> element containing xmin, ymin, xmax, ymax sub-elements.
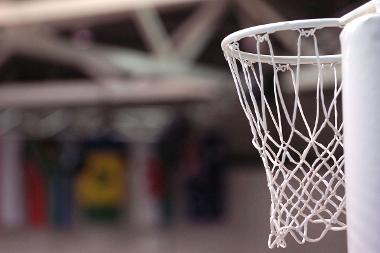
<box><xmin>172</xmin><ymin>0</ymin><xmax>228</xmax><ymax>61</ymax></box>
<box><xmin>0</xmin><ymin>77</ymin><xmax>219</xmax><ymax>107</ymax></box>
<box><xmin>1</xmin><ymin>29</ymin><xmax>224</xmax><ymax>79</ymax></box>
<box><xmin>2</xmin><ymin>29</ymin><xmax>120</xmax><ymax>79</ymax></box>
<box><xmin>0</xmin><ymin>0</ymin><xmax>206</xmax><ymax>28</ymax></box>
<box><xmin>134</xmin><ymin>8</ymin><xmax>173</xmax><ymax>57</ymax></box>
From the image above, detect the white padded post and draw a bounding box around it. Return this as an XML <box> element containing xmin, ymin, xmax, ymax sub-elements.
<box><xmin>341</xmin><ymin>13</ymin><xmax>380</xmax><ymax>253</ymax></box>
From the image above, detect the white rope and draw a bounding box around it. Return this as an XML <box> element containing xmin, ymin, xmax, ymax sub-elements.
<box><xmin>224</xmin><ymin>27</ymin><xmax>345</xmax><ymax>248</ymax></box>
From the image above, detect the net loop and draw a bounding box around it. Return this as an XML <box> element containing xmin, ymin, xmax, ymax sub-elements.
<box><xmin>299</xmin><ymin>28</ymin><xmax>317</xmax><ymax>37</ymax></box>
<box><xmin>254</xmin><ymin>33</ymin><xmax>270</xmax><ymax>43</ymax></box>
<box><xmin>275</xmin><ymin>64</ymin><xmax>291</xmax><ymax>72</ymax></box>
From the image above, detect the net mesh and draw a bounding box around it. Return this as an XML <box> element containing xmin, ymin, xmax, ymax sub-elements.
<box><xmin>223</xmin><ymin>27</ymin><xmax>346</xmax><ymax>248</ymax></box>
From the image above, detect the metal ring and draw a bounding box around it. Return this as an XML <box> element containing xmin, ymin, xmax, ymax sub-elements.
<box><xmin>221</xmin><ymin>18</ymin><xmax>342</xmax><ymax>65</ymax></box>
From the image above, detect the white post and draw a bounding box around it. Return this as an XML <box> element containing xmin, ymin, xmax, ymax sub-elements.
<box><xmin>341</xmin><ymin>13</ymin><xmax>380</xmax><ymax>253</ymax></box>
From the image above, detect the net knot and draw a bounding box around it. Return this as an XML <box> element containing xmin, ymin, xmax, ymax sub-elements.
<box><xmin>275</xmin><ymin>64</ymin><xmax>290</xmax><ymax>72</ymax></box>
<box><xmin>299</xmin><ymin>28</ymin><xmax>316</xmax><ymax>37</ymax></box>
<box><xmin>254</xmin><ymin>33</ymin><xmax>269</xmax><ymax>43</ymax></box>
<box><xmin>242</xmin><ymin>59</ymin><xmax>252</xmax><ymax>67</ymax></box>
<box><xmin>229</xmin><ymin>41</ymin><xmax>240</xmax><ymax>51</ymax></box>
<box><xmin>258</xmin><ymin>149</ymin><xmax>266</xmax><ymax>158</ymax></box>
<box><xmin>270</xmin><ymin>231</ymin><xmax>287</xmax><ymax>248</ymax></box>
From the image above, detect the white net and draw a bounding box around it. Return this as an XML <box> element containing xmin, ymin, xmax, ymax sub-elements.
<box><xmin>223</xmin><ymin>26</ymin><xmax>346</xmax><ymax>248</ymax></box>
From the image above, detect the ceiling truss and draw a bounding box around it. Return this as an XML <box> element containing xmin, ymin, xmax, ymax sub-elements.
<box><xmin>0</xmin><ymin>0</ymin><xmax>316</xmax><ymax>107</ymax></box>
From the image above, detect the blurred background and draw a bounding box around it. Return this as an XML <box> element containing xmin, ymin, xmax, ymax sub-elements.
<box><xmin>0</xmin><ymin>0</ymin><xmax>366</xmax><ymax>252</ymax></box>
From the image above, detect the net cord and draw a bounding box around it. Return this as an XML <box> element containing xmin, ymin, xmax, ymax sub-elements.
<box><xmin>224</xmin><ymin>26</ymin><xmax>346</xmax><ymax>248</ymax></box>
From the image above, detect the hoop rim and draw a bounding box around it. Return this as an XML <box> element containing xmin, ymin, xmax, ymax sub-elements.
<box><xmin>221</xmin><ymin>18</ymin><xmax>342</xmax><ymax>65</ymax></box>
